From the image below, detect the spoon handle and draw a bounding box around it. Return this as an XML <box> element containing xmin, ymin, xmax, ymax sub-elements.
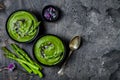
<box><xmin>58</xmin><ymin>50</ymin><xmax>73</xmax><ymax>75</ymax></box>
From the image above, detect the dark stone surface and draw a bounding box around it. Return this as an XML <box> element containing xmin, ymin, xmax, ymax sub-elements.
<box><xmin>0</xmin><ymin>0</ymin><xmax>120</xmax><ymax>80</ymax></box>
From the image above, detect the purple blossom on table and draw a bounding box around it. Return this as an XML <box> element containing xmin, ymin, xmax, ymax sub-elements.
<box><xmin>7</xmin><ymin>63</ymin><xmax>16</xmax><ymax>71</ymax></box>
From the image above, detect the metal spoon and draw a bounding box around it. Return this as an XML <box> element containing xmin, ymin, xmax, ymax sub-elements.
<box><xmin>58</xmin><ymin>36</ymin><xmax>81</xmax><ymax>75</ymax></box>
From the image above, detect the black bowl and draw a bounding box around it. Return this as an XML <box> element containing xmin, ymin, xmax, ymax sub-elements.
<box><xmin>42</xmin><ymin>5</ymin><xmax>60</xmax><ymax>22</ymax></box>
<box><xmin>33</xmin><ymin>34</ymin><xmax>66</xmax><ymax>67</ymax></box>
<box><xmin>6</xmin><ymin>10</ymin><xmax>40</xmax><ymax>43</ymax></box>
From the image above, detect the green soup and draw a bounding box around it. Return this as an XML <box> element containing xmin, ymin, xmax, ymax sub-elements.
<box><xmin>7</xmin><ymin>11</ymin><xmax>40</xmax><ymax>42</ymax></box>
<box><xmin>34</xmin><ymin>35</ymin><xmax>65</xmax><ymax>66</ymax></box>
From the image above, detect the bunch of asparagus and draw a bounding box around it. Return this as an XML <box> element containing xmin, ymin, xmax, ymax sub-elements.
<box><xmin>2</xmin><ymin>44</ymin><xmax>43</xmax><ymax>78</ymax></box>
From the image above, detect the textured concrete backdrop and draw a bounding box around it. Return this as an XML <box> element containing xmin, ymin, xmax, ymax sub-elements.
<box><xmin>0</xmin><ymin>0</ymin><xmax>120</xmax><ymax>80</ymax></box>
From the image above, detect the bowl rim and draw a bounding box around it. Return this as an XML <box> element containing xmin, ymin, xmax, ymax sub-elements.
<box><xmin>32</xmin><ymin>34</ymin><xmax>66</xmax><ymax>67</ymax></box>
<box><xmin>42</xmin><ymin>5</ymin><xmax>60</xmax><ymax>22</ymax></box>
<box><xmin>6</xmin><ymin>10</ymin><xmax>40</xmax><ymax>43</ymax></box>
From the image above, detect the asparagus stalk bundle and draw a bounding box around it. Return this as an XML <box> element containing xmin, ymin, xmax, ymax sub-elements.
<box><xmin>2</xmin><ymin>44</ymin><xmax>43</xmax><ymax>78</ymax></box>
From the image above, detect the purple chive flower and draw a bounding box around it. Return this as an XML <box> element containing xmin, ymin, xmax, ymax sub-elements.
<box><xmin>7</xmin><ymin>63</ymin><xmax>16</xmax><ymax>71</ymax></box>
<box><xmin>44</xmin><ymin>12</ymin><xmax>51</xmax><ymax>19</ymax></box>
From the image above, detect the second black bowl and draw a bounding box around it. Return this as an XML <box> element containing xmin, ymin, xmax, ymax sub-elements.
<box><xmin>33</xmin><ymin>34</ymin><xmax>66</xmax><ymax>66</ymax></box>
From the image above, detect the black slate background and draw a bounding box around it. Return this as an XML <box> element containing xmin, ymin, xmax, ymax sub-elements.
<box><xmin>0</xmin><ymin>0</ymin><xmax>120</xmax><ymax>80</ymax></box>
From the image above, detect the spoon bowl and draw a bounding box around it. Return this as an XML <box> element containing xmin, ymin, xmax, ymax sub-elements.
<box><xmin>69</xmin><ymin>36</ymin><xmax>81</xmax><ymax>50</ymax></box>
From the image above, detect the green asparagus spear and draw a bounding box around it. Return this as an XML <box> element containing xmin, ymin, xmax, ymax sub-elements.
<box><xmin>16</xmin><ymin>59</ymin><xmax>39</xmax><ymax>70</ymax></box>
<box><xmin>10</xmin><ymin>44</ymin><xmax>26</xmax><ymax>60</ymax></box>
<box><xmin>5</xmin><ymin>54</ymin><xmax>43</xmax><ymax>78</ymax></box>
<box><xmin>34</xmin><ymin>21</ymin><xmax>41</xmax><ymax>29</ymax></box>
<box><xmin>37</xmin><ymin>70</ymin><xmax>43</xmax><ymax>78</ymax></box>
<box><xmin>19</xmin><ymin>62</ymin><xmax>32</xmax><ymax>73</ymax></box>
<box><xmin>28</xmin><ymin>21</ymin><xmax>40</xmax><ymax>34</ymax></box>
<box><xmin>25</xmin><ymin>20</ymin><xmax>33</xmax><ymax>35</ymax></box>
<box><xmin>4</xmin><ymin>53</ymin><xmax>39</xmax><ymax>70</ymax></box>
<box><xmin>11</xmin><ymin>44</ymin><xmax>42</xmax><ymax>70</ymax></box>
<box><xmin>4</xmin><ymin>53</ymin><xmax>40</xmax><ymax>75</ymax></box>
<box><xmin>2</xmin><ymin>46</ymin><xmax>43</xmax><ymax>78</ymax></box>
<box><xmin>10</xmin><ymin>44</ymin><xmax>38</xmax><ymax>74</ymax></box>
<box><xmin>2</xmin><ymin>47</ymin><xmax>32</xmax><ymax>73</ymax></box>
<box><xmin>11</xmin><ymin>44</ymin><xmax>34</xmax><ymax>62</ymax></box>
